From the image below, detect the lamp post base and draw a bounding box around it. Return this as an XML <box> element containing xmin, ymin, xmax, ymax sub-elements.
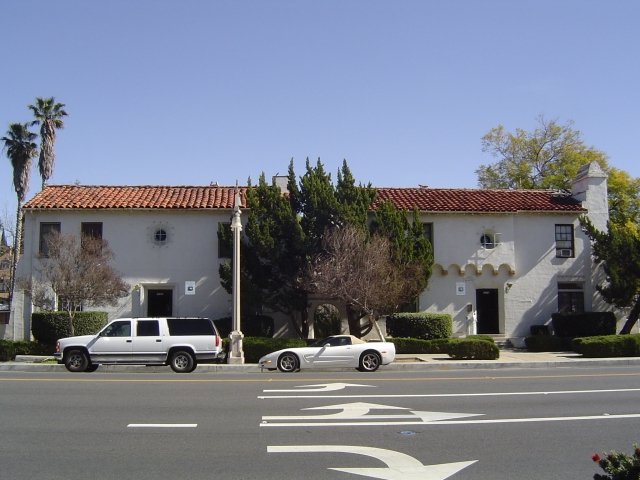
<box><xmin>227</xmin><ymin>331</ymin><xmax>245</xmax><ymax>364</ymax></box>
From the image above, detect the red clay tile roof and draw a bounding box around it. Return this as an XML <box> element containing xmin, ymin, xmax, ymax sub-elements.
<box><xmin>22</xmin><ymin>185</ymin><xmax>247</xmax><ymax>209</ymax></box>
<box><xmin>374</xmin><ymin>188</ymin><xmax>585</xmax><ymax>213</ymax></box>
<box><xmin>23</xmin><ymin>185</ymin><xmax>585</xmax><ymax>213</ymax></box>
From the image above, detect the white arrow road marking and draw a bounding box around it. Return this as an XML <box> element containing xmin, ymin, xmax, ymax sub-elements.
<box><xmin>263</xmin><ymin>383</ymin><xmax>375</xmax><ymax>393</ymax></box>
<box><xmin>127</xmin><ymin>424</ymin><xmax>197</xmax><ymax>428</ymax></box>
<box><xmin>262</xmin><ymin>403</ymin><xmax>482</xmax><ymax>422</ymax></box>
<box><xmin>263</xmin><ymin>402</ymin><xmax>406</xmax><ymax>420</ymax></box>
<box><xmin>258</xmin><ymin>387</ymin><xmax>640</xmax><ymax>400</ymax></box>
<box><xmin>261</xmin><ymin>412</ymin><xmax>640</xmax><ymax>427</ymax></box>
<box><xmin>268</xmin><ymin>445</ymin><xmax>476</xmax><ymax>480</ymax></box>
<box><xmin>410</xmin><ymin>411</ymin><xmax>484</xmax><ymax>422</ymax></box>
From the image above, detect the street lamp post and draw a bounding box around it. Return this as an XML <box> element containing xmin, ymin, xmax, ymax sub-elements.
<box><xmin>228</xmin><ymin>184</ymin><xmax>244</xmax><ymax>364</ymax></box>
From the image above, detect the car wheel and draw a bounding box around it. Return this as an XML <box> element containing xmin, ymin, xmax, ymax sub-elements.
<box><xmin>277</xmin><ymin>352</ymin><xmax>299</xmax><ymax>373</ymax></box>
<box><xmin>170</xmin><ymin>350</ymin><xmax>195</xmax><ymax>373</ymax></box>
<box><xmin>65</xmin><ymin>350</ymin><xmax>89</xmax><ymax>373</ymax></box>
<box><xmin>84</xmin><ymin>363</ymin><xmax>99</xmax><ymax>373</ymax></box>
<box><xmin>358</xmin><ymin>351</ymin><xmax>381</xmax><ymax>372</ymax></box>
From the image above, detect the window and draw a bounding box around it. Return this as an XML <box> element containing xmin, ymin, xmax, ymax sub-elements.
<box><xmin>0</xmin><ymin>259</ymin><xmax>10</xmax><ymax>270</ymax></box>
<box><xmin>137</xmin><ymin>320</ymin><xmax>160</xmax><ymax>336</ymax></box>
<box><xmin>422</xmin><ymin>223</ymin><xmax>433</xmax><ymax>247</ymax></box>
<box><xmin>555</xmin><ymin>224</ymin><xmax>574</xmax><ymax>258</ymax></box>
<box><xmin>480</xmin><ymin>233</ymin><xmax>495</xmax><ymax>249</ymax></box>
<box><xmin>218</xmin><ymin>222</ymin><xmax>232</xmax><ymax>258</ymax></box>
<box><xmin>57</xmin><ymin>296</ymin><xmax>83</xmax><ymax>312</ymax></box>
<box><xmin>153</xmin><ymin>228</ymin><xmax>168</xmax><ymax>245</ymax></box>
<box><xmin>558</xmin><ymin>282</ymin><xmax>584</xmax><ymax>313</ymax></box>
<box><xmin>101</xmin><ymin>320</ymin><xmax>131</xmax><ymax>337</ymax></box>
<box><xmin>0</xmin><ymin>276</ymin><xmax>7</xmax><ymax>293</ymax></box>
<box><xmin>81</xmin><ymin>222</ymin><xmax>103</xmax><ymax>239</ymax></box>
<box><xmin>39</xmin><ymin>223</ymin><xmax>61</xmax><ymax>256</ymax></box>
<box><xmin>166</xmin><ymin>318</ymin><xmax>216</xmax><ymax>336</ymax></box>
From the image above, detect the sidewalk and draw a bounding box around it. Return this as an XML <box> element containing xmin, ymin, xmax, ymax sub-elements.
<box><xmin>2</xmin><ymin>350</ymin><xmax>640</xmax><ymax>373</ymax></box>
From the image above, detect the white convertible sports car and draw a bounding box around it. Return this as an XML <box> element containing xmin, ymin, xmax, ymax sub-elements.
<box><xmin>258</xmin><ymin>335</ymin><xmax>396</xmax><ymax>372</ymax></box>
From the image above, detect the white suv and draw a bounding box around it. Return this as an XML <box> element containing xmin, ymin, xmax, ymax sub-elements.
<box><xmin>54</xmin><ymin>317</ymin><xmax>223</xmax><ymax>373</ymax></box>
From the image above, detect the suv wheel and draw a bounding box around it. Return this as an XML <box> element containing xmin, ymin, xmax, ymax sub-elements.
<box><xmin>169</xmin><ymin>350</ymin><xmax>195</xmax><ymax>373</ymax></box>
<box><xmin>65</xmin><ymin>350</ymin><xmax>89</xmax><ymax>373</ymax></box>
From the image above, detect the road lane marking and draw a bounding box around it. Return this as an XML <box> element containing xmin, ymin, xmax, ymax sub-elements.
<box><xmin>261</xmin><ymin>412</ymin><xmax>640</xmax><ymax>427</ymax></box>
<box><xmin>268</xmin><ymin>445</ymin><xmax>476</xmax><ymax>479</ymax></box>
<box><xmin>258</xmin><ymin>387</ymin><xmax>640</xmax><ymax>399</ymax></box>
<box><xmin>263</xmin><ymin>382</ymin><xmax>375</xmax><ymax>392</ymax></box>
<box><xmin>127</xmin><ymin>424</ymin><xmax>197</xmax><ymax>428</ymax></box>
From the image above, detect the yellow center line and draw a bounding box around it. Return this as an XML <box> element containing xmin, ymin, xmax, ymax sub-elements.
<box><xmin>0</xmin><ymin>372</ymin><xmax>639</xmax><ymax>383</ymax></box>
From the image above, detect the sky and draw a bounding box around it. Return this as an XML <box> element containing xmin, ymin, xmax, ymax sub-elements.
<box><xmin>1</xmin><ymin>1</ymin><xmax>639</xmax><ymax>239</ymax></box>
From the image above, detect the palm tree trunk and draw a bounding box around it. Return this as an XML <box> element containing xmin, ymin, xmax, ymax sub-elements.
<box><xmin>619</xmin><ymin>296</ymin><xmax>640</xmax><ymax>334</ymax></box>
<box><xmin>8</xmin><ymin>203</ymin><xmax>23</xmax><ymax>311</ymax></box>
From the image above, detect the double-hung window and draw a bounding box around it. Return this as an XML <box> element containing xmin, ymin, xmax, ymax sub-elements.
<box><xmin>557</xmin><ymin>282</ymin><xmax>584</xmax><ymax>313</ymax></box>
<box><xmin>555</xmin><ymin>224</ymin><xmax>574</xmax><ymax>258</ymax></box>
<box><xmin>39</xmin><ymin>222</ymin><xmax>61</xmax><ymax>256</ymax></box>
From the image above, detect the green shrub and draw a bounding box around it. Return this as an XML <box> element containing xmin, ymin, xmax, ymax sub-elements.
<box><xmin>572</xmin><ymin>334</ymin><xmax>640</xmax><ymax>358</ymax></box>
<box><xmin>0</xmin><ymin>340</ymin><xmax>53</xmax><ymax>361</ymax></box>
<box><xmin>31</xmin><ymin>312</ymin><xmax>108</xmax><ymax>346</ymax></box>
<box><xmin>214</xmin><ymin>315</ymin><xmax>275</xmax><ymax>338</ymax></box>
<box><xmin>447</xmin><ymin>339</ymin><xmax>500</xmax><ymax>360</ymax></box>
<box><xmin>530</xmin><ymin>325</ymin><xmax>550</xmax><ymax>335</ymax></box>
<box><xmin>551</xmin><ymin>312</ymin><xmax>616</xmax><ymax>338</ymax></box>
<box><xmin>388</xmin><ymin>337</ymin><xmax>452</xmax><ymax>354</ymax></box>
<box><xmin>525</xmin><ymin>335</ymin><xmax>573</xmax><ymax>352</ymax></box>
<box><xmin>467</xmin><ymin>334</ymin><xmax>495</xmax><ymax>344</ymax></box>
<box><xmin>386</xmin><ymin>313</ymin><xmax>452</xmax><ymax>340</ymax></box>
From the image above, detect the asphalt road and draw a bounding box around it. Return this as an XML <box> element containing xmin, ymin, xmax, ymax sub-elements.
<box><xmin>2</xmin><ymin>366</ymin><xmax>640</xmax><ymax>479</ymax></box>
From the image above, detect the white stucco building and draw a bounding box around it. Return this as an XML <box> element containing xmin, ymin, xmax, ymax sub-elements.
<box><xmin>3</xmin><ymin>162</ymin><xmax>611</xmax><ymax>346</ymax></box>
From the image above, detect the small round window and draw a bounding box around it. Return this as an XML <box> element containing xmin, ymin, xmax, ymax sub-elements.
<box><xmin>480</xmin><ymin>233</ymin><xmax>494</xmax><ymax>249</ymax></box>
<box><xmin>154</xmin><ymin>228</ymin><xmax>168</xmax><ymax>245</ymax></box>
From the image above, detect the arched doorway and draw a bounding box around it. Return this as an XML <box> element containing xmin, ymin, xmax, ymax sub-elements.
<box><xmin>314</xmin><ymin>303</ymin><xmax>342</xmax><ymax>338</ymax></box>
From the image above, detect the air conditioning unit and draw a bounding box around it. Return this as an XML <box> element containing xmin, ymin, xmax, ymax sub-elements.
<box><xmin>558</xmin><ymin>249</ymin><xmax>572</xmax><ymax>258</ymax></box>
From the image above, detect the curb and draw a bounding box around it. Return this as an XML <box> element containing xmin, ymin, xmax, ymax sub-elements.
<box><xmin>3</xmin><ymin>357</ymin><xmax>640</xmax><ymax>373</ymax></box>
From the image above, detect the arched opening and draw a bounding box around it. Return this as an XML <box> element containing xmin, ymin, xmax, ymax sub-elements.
<box><xmin>314</xmin><ymin>303</ymin><xmax>341</xmax><ymax>338</ymax></box>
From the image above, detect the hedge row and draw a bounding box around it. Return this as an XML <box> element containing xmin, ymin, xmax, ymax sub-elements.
<box><xmin>386</xmin><ymin>313</ymin><xmax>452</xmax><ymax>340</ymax></box>
<box><xmin>551</xmin><ymin>312</ymin><xmax>616</xmax><ymax>338</ymax></box>
<box><xmin>524</xmin><ymin>335</ymin><xmax>573</xmax><ymax>352</ymax></box>
<box><xmin>447</xmin><ymin>338</ymin><xmax>500</xmax><ymax>360</ymax></box>
<box><xmin>572</xmin><ymin>334</ymin><xmax>640</xmax><ymax>358</ymax></box>
<box><xmin>223</xmin><ymin>337</ymin><xmax>307</xmax><ymax>363</ymax></box>
<box><xmin>0</xmin><ymin>340</ymin><xmax>52</xmax><ymax>361</ymax></box>
<box><xmin>31</xmin><ymin>312</ymin><xmax>108</xmax><ymax>346</ymax></box>
<box><xmin>388</xmin><ymin>336</ymin><xmax>499</xmax><ymax>360</ymax></box>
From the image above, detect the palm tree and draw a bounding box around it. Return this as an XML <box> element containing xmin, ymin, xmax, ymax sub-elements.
<box><xmin>28</xmin><ymin>97</ymin><xmax>68</xmax><ymax>190</ymax></box>
<box><xmin>1</xmin><ymin>123</ymin><xmax>38</xmax><ymax>310</ymax></box>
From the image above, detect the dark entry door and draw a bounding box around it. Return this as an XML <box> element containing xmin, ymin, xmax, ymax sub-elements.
<box><xmin>147</xmin><ymin>289</ymin><xmax>173</xmax><ymax>317</ymax></box>
<box><xmin>476</xmin><ymin>288</ymin><xmax>499</xmax><ymax>334</ymax></box>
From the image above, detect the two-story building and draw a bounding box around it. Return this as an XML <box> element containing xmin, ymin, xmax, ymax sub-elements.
<box><xmin>3</xmin><ymin>162</ymin><xmax>610</xmax><ymax>346</ymax></box>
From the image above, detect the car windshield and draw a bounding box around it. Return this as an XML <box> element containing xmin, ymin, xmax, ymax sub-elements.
<box><xmin>309</xmin><ymin>337</ymin><xmax>331</xmax><ymax>348</ymax></box>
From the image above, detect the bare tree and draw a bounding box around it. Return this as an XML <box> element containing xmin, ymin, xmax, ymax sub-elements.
<box><xmin>20</xmin><ymin>232</ymin><xmax>130</xmax><ymax>336</ymax></box>
<box><xmin>306</xmin><ymin>224</ymin><xmax>424</xmax><ymax>338</ymax></box>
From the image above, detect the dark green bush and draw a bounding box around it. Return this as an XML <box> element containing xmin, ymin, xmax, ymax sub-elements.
<box><xmin>31</xmin><ymin>312</ymin><xmax>108</xmax><ymax>346</ymax></box>
<box><xmin>0</xmin><ymin>340</ymin><xmax>53</xmax><ymax>361</ymax></box>
<box><xmin>214</xmin><ymin>315</ymin><xmax>274</xmax><ymax>338</ymax></box>
<box><xmin>551</xmin><ymin>312</ymin><xmax>616</xmax><ymax>338</ymax></box>
<box><xmin>447</xmin><ymin>339</ymin><xmax>500</xmax><ymax>360</ymax></box>
<box><xmin>388</xmin><ymin>337</ymin><xmax>452</xmax><ymax>354</ymax></box>
<box><xmin>530</xmin><ymin>325</ymin><xmax>550</xmax><ymax>335</ymax></box>
<box><xmin>226</xmin><ymin>337</ymin><xmax>307</xmax><ymax>363</ymax></box>
<box><xmin>386</xmin><ymin>313</ymin><xmax>452</xmax><ymax>340</ymax></box>
<box><xmin>467</xmin><ymin>334</ymin><xmax>495</xmax><ymax>344</ymax></box>
<box><xmin>525</xmin><ymin>335</ymin><xmax>573</xmax><ymax>352</ymax></box>
<box><xmin>572</xmin><ymin>334</ymin><xmax>640</xmax><ymax>358</ymax></box>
